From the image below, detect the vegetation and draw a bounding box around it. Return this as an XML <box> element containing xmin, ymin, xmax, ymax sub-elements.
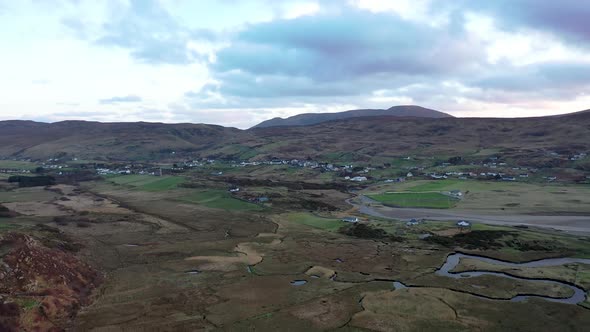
<box><xmin>0</xmin><ymin>160</ymin><xmax>39</xmax><ymax>170</ymax></box>
<box><xmin>368</xmin><ymin>192</ymin><xmax>458</xmax><ymax>208</ymax></box>
<box><xmin>426</xmin><ymin>230</ymin><xmax>515</xmax><ymax>249</ymax></box>
<box><xmin>287</xmin><ymin>213</ymin><xmax>344</xmax><ymax>231</ymax></box>
<box><xmin>108</xmin><ymin>175</ymin><xmax>185</xmax><ymax>191</ymax></box>
<box><xmin>8</xmin><ymin>175</ymin><xmax>56</xmax><ymax>187</ymax></box>
<box><xmin>0</xmin><ymin>204</ymin><xmax>15</xmax><ymax>218</ymax></box>
<box><xmin>341</xmin><ymin>223</ymin><xmax>404</xmax><ymax>241</ymax></box>
<box><xmin>180</xmin><ymin>189</ymin><xmax>263</xmax><ymax>211</ymax></box>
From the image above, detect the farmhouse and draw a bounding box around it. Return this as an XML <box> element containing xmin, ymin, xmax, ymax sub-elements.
<box><xmin>457</xmin><ymin>220</ymin><xmax>471</xmax><ymax>227</ymax></box>
<box><xmin>449</xmin><ymin>190</ymin><xmax>462</xmax><ymax>198</ymax></box>
<box><xmin>350</xmin><ymin>176</ymin><xmax>367</xmax><ymax>182</ymax></box>
<box><xmin>342</xmin><ymin>216</ymin><xmax>359</xmax><ymax>223</ymax></box>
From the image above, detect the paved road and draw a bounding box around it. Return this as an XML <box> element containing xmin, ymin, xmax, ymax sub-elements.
<box><xmin>349</xmin><ymin>196</ymin><xmax>590</xmax><ymax>234</ymax></box>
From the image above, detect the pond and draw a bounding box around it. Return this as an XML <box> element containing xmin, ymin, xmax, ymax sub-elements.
<box><xmin>290</xmin><ymin>280</ymin><xmax>308</xmax><ymax>286</ymax></box>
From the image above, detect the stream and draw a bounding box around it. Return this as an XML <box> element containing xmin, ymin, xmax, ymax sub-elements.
<box><xmin>435</xmin><ymin>253</ymin><xmax>590</xmax><ymax>304</ymax></box>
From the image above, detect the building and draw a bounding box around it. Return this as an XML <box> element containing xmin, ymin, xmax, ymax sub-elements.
<box><xmin>449</xmin><ymin>190</ymin><xmax>463</xmax><ymax>197</ymax></box>
<box><xmin>342</xmin><ymin>216</ymin><xmax>359</xmax><ymax>223</ymax></box>
<box><xmin>350</xmin><ymin>176</ymin><xmax>367</xmax><ymax>182</ymax></box>
<box><xmin>457</xmin><ymin>220</ymin><xmax>471</xmax><ymax>227</ymax></box>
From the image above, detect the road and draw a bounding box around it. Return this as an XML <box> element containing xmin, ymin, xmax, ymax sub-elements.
<box><xmin>349</xmin><ymin>196</ymin><xmax>590</xmax><ymax>234</ymax></box>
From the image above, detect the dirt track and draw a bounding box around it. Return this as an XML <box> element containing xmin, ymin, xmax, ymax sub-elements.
<box><xmin>351</xmin><ymin>196</ymin><xmax>590</xmax><ymax>234</ymax></box>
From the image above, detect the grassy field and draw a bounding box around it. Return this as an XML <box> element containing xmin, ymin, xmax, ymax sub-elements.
<box><xmin>108</xmin><ymin>175</ymin><xmax>185</xmax><ymax>191</ymax></box>
<box><xmin>366</xmin><ymin>179</ymin><xmax>590</xmax><ymax>213</ymax></box>
<box><xmin>179</xmin><ymin>189</ymin><xmax>263</xmax><ymax>211</ymax></box>
<box><xmin>0</xmin><ymin>160</ymin><xmax>38</xmax><ymax>170</ymax></box>
<box><xmin>287</xmin><ymin>212</ymin><xmax>345</xmax><ymax>231</ymax></box>
<box><xmin>0</xmin><ymin>187</ymin><xmax>59</xmax><ymax>203</ymax></box>
<box><xmin>368</xmin><ymin>192</ymin><xmax>458</xmax><ymax>208</ymax></box>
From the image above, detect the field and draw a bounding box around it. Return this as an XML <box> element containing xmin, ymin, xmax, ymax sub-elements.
<box><xmin>2</xmin><ymin>168</ymin><xmax>590</xmax><ymax>330</ymax></box>
<box><xmin>366</xmin><ymin>179</ymin><xmax>590</xmax><ymax>214</ymax></box>
<box><xmin>368</xmin><ymin>192</ymin><xmax>458</xmax><ymax>208</ymax></box>
<box><xmin>179</xmin><ymin>189</ymin><xmax>263</xmax><ymax>211</ymax></box>
<box><xmin>0</xmin><ymin>160</ymin><xmax>38</xmax><ymax>170</ymax></box>
<box><xmin>107</xmin><ymin>174</ymin><xmax>185</xmax><ymax>191</ymax></box>
<box><xmin>286</xmin><ymin>212</ymin><xmax>345</xmax><ymax>231</ymax></box>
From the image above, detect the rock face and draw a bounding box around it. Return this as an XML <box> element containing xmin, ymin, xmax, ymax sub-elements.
<box><xmin>0</xmin><ymin>233</ymin><xmax>102</xmax><ymax>331</ymax></box>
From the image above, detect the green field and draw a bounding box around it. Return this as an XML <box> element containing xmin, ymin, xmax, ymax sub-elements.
<box><xmin>179</xmin><ymin>189</ymin><xmax>263</xmax><ymax>211</ymax></box>
<box><xmin>404</xmin><ymin>179</ymin><xmax>466</xmax><ymax>192</ymax></box>
<box><xmin>287</xmin><ymin>212</ymin><xmax>345</xmax><ymax>231</ymax></box>
<box><xmin>0</xmin><ymin>160</ymin><xmax>38</xmax><ymax>170</ymax></box>
<box><xmin>108</xmin><ymin>175</ymin><xmax>185</xmax><ymax>191</ymax></box>
<box><xmin>368</xmin><ymin>192</ymin><xmax>458</xmax><ymax>208</ymax></box>
<box><xmin>366</xmin><ymin>179</ymin><xmax>590</xmax><ymax>213</ymax></box>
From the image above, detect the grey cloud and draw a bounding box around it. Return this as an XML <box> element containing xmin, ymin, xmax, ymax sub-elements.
<box><xmin>472</xmin><ymin>62</ymin><xmax>590</xmax><ymax>94</ymax></box>
<box><xmin>465</xmin><ymin>0</ymin><xmax>590</xmax><ymax>46</ymax></box>
<box><xmin>214</xmin><ymin>10</ymin><xmax>482</xmax><ymax>82</ymax></box>
<box><xmin>188</xmin><ymin>8</ymin><xmax>485</xmax><ymax>109</ymax></box>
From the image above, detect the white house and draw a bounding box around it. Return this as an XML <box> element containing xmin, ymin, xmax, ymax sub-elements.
<box><xmin>350</xmin><ymin>176</ymin><xmax>367</xmax><ymax>182</ymax></box>
<box><xmin>457</xmin><ymin>220</ymin><xmax>471</xmax><ymax>227</ymax></box>
<box><xmin>342</xmin><ymin>216</ymin><xmax>359</xmax><ymax>223</ymax></box>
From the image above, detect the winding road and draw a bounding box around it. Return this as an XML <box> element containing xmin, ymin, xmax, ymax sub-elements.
<box><xmin>349</xmin><ymin>195</ymin><xmax>590</xmax><ymax>233</ymax></box>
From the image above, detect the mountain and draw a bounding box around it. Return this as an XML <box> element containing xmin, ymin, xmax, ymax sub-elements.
<box><xmin>0</xmin><ymin>120</ymin><xmax>240</xmax><ymax>161</ymax></box>
<box><xmin>0</xmin><ymin>110</ymin><xmax>589</xmax><ymax>165</ymax></box>
<box><xmin>252</xmin><ymin>105</ymin><xmax>453</xmax><ymax>128</ymax></box>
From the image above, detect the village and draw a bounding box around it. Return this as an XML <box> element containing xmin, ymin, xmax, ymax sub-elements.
<box><xmin>1</xmin><ymin>149</ymin><xmax>589</xmax><ymax>185</ymax></box>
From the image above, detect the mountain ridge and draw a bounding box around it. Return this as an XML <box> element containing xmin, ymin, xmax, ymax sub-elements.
<box><xmin>1</xmin><ymin>108</ymin><xmax>589</xmax><ymax>163</ymax></box>
<box><xmin>251</xmin><ymin>105</ymin><xmax>453</xmax><ymax>128</ymax></box>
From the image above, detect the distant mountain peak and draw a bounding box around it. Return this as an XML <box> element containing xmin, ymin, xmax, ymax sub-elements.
<box><xmin>251</xmin><ymin>105</ymin><xmax>453</xmax><ymax>128</ymax></box>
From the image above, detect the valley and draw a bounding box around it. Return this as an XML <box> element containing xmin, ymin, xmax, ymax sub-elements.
<box><xmin>1</xmin><ymin>111</ymin><xmax>590</xmax><ymax>330</ymax></box>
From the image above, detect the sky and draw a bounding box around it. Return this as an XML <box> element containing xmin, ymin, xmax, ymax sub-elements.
<box><xmin>1</xmin><ymin>0</ymin><xmax>589</xmax><ymax>128</ymax></box>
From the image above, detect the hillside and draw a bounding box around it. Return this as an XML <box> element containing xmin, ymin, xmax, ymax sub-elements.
<box><xmin>0</xmin><ymin>110</ymin><xmax>589</xmax><ymax>164</ymax></box>
<box><xmin>239</xmin><ymin>111</ymin><xmax>590</xmax><ymax>166</ymax></box>
<box><xmin>0</xmin><ymin>120</ymin><xmax>240</xmax><ymax>161</ymax></box>
<box><xmin>251</xmin><ymin>105</ymin><xmax>452</xmax><ymax>128</ymax></box>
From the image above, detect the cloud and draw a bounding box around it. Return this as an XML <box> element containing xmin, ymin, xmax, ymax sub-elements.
<box><xmin>215</xmin><ymin>10</ymin><xmax>480</xmax><ymax>80</ymax></box>
<box><xmin>186</xmin><ymin>8</ymin><xmax>484</xmax><ymax>110</ymax></box>
<box><xmin>60</xmin><ymin>0</ymin><xmax>217</xmax><ymax>65</ymax></box>
<box><xmin>99</xmin><ymin>95</ymin><xmax>142</xmax><ymax>105</ymax></box>
<box><xmin>465</xmin><ymin>0</ymin><xmax>590</xmax><ymax>47</ymax></box>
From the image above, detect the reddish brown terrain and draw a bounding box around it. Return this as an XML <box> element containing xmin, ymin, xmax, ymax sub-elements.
<box><xmin>0</xmin><ymin>232</ymin><xmax>102</xmax><ymax>331</ymax></box>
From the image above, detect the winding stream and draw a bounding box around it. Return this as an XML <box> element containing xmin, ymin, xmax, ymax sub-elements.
<box><xmin>435</xmin><ymin>253</ymin><xmax>590</xmax><ymax>304</ymax></box>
